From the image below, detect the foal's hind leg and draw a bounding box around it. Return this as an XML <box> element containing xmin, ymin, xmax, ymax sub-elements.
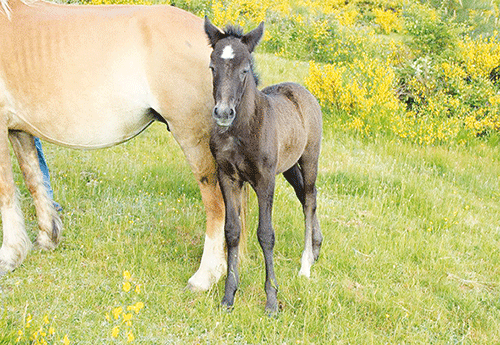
<box><xmin>9</xmin><ymin>132</ymin><xmax>62</xmax><ymax>251</ymax></box>
<box><xmin>299</xmin><ymin>152</ymin><xmax>322</xmax><ymax>277</ymax></box>
<box><xmin>0</xmin><ymin>128</ymin><xmax>31</xmax><ymax>273</ymax></box>
<box><xmin>285</xmin><ymin>159</ymin><xmax>322</xmax><ymax>278</ymax></box>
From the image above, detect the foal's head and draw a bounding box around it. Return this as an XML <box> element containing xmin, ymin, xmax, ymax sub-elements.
<box><xmin>204</xmin><ymin>18</ymin><xmax>264</xmax><ymax>127</ymax></box>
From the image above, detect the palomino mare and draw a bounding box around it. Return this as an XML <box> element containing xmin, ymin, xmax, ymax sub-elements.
<box><xmin>0</xmin><ymin>0</ymin><xmax>227</xmax><ymax>291</ymax></box>
<box><xmin>204</xmin><ymin>18</ymin><xmax>323</xmax><ymax>313</ymax></box>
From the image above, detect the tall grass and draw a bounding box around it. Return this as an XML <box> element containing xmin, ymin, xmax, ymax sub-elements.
<box><xmin>1</xmin><ymin>52</ymin><xmax>499</xmax><ymax>343</ymax></box>
<box><xmin>2</xmin><ymin>0</ymin><xmax>500</xmax><ymax>343</ymax></box>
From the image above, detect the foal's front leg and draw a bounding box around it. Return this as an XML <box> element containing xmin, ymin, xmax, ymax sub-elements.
<box><xmin>254</xmin><ymin>177</ymin><xmax>279</xmax><ymax>314</ymax></box>
<box><xmin>219</xmin><ymin>173</ymin><xmax>244</xmax><ymax>310</ymax></box>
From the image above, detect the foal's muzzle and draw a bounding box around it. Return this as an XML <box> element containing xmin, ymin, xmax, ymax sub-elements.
<box><xmin>213</xmin><ymin>104</ymin><xmax>236</xmax><ymax>127</ymax></box>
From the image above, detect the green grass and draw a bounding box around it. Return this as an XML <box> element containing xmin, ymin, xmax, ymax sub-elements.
<box><xmin>1</xmin><ymin>53</ymin><xmax>500</xmax><ymax>344</ymax></box>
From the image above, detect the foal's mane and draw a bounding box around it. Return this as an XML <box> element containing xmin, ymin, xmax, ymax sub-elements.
<box><xmin>221</xmin><ymin>25</ymin><xmax>245</xmax><ymax>40</ymax></box>
<box><xmin>219</xmin><ymin>24</ymin><xmax>260</xmax><ymax>86</ymax></box>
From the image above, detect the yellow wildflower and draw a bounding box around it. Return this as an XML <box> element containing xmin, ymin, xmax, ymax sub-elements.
<box><xmin>111</xmin><ymin>326</ymin><xmax>120</xmax><ymax>338</ymax></box>
<box><xmin>127</xmin><ymin>301</ymin><xmax>145</xmax><ymax>314</ymax></box>
<box><xmin>123</xmin><ymin>281</ymin><xmax>132</xmax><ymax>292</ymax></box>
<box><xmin>127</xmin><ymin>331</ymin><xmax>135</xmax><ymax>343</ymax></box>
<box><xmin>122</xmin><ymin>313</ymin><xmax>133</xmax><ymax>323</ymax></box>
<box><xmin>112</xmin><ymin>306</ymin><xmax>123</xmax><ymax>320</ymax></box>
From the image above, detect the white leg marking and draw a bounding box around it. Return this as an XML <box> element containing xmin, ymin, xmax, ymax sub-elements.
<box><xmin>0</xmin><ymin>202</ymin><xmax>31</xmax><ymax>273</ymax></box>
<box><xmin>299</xmin><ymin>248</ymin><xmax>314</xmax><ymax>278</ymax></box>
<box><xmin>187</xmin><ymin>228</ymin><xmax>226</xmax><ymax>291</ymax></box>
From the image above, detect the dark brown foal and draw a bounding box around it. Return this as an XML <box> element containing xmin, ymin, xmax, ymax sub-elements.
<box><xmin>205</xmin><ymin>18</ymin><xmax>323</xmax><ymax>314</ymax></box>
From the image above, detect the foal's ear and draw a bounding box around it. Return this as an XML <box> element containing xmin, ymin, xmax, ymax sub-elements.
<box><xmin>242</xmin><ymin>22</ymin><xmax>264</xmax><ymax>53</ymax></box>
<box><xmin>204</xmin><ymin>17</ymin><xmax>224</xmax><ymax>48</ymax></box>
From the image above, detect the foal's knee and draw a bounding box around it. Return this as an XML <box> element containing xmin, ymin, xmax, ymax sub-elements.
<box><xmin>225</xmin><ymin>222</ymin><xmax>241</xmax><ymax>248</ymax></box>
<box><xmin>257</xmin><ymin>227</ymin><xmax>275</xmax><ymax>251</ymax></box>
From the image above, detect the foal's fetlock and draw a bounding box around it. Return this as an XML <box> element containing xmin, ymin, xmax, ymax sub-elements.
<box><xmin>312</xmin><ymin>232</ymin><xmax>323</xmax><ymax>261</ymax></box>
<box><xmin>264</xmin><ymin>293</ymin><xmax>280</xmax><ymax>316</ymax></box>
<box><xmin>221</xmin><ymin>298</ymin><xmax>235</xmax><ymax>313</ymax></box>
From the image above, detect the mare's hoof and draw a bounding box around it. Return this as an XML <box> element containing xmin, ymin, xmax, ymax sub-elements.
<box><xmin>0</xmin><ymin>260</ymin><xmax>15</xmax><ymax>276</ymax></box>
<box><xmin>34</xmin><ymin>234</ymin><xmax>58</xmax><ymax>251</ymax></box>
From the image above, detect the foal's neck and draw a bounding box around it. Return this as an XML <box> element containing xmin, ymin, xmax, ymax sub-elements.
<box><xmin>236</xmin><ymin>77</ymin><xmax>265</xmax><ymax>132</ymax></box>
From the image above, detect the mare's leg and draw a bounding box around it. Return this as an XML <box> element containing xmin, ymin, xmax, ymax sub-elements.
<box><xmin>219</xmin><ymin>173</ymin><xmax>244</xmax><ymax>310</ymax></box>
<box><xmin>0</xmin><ymin>128</ymin><xmax>31</xmax><ymax>274</ymax></box>
<box><xmin>172</xmin><ymin>136</ymin><xmax>226</xmax><ymax>292</ymax></box>
<box><xmin>297</xmin><ymin>152</ymin><xmax>322</xmax><ymax>278</ymax></box>
<box><xmin>9</xmin><ymin>132</ymin><xmax>62</xmax><ymax>250</ymax></box>
<box><xmin>253</xmin><ymin>176</ymin><xmax>279</xmax><ymax>314</ymax></box>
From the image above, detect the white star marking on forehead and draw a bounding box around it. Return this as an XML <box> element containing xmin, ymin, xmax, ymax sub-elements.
<box><xmin>221</xmin><ymin>45</ymin><xmax>235</xmax><ymax>60</ymax></box>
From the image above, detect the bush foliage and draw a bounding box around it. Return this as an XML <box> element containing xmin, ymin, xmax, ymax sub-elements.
<box><xmin>69</xmin><ymin>0</ymin><xmax>500</xmax><ymax>145</ymax></box>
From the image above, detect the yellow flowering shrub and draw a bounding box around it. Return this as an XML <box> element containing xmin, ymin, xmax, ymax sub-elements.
<box><xmin>459</xmin><ymin>33</ymin><xmax>500</xmax><ymax>80</ymax></box>
<box><xmin>373</xmin><ymin>8</ymin><xmax>403</xmax><ymax>34</ymax></box>
<box><xmin>306</xmin><ymin>55</ymin><xmax>401</xmax><ymax>136</ymax></box>
<box><xmin>332</xmin><ymin>4</ymin><xmax>359</xmax><ymax>27</ymax></box>
<box><xmin>88</xmin><ymin>0</ymin><xmax>155</xmax><ymax>4</ymax></box>
<box><xmin>212</xmin><ymin>0</ymin><xmax>269</xmax><ymax>28</ymax></box>
<box><xmin>74</xmin><ymin>0</ymin><xmax>500</xmax><ymax>145</ymax></box>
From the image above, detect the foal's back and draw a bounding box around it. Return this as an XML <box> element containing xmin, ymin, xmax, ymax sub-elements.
<box><xmin>261</xmin><ymin>82</ymin><xmax>322</xmax><ymax>175</ymax></box>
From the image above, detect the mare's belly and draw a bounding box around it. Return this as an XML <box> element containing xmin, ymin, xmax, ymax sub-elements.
<box><xmin>8</xmin><ymin>105</ymin><xmax>155</xmax><ymax>149</ymax></box>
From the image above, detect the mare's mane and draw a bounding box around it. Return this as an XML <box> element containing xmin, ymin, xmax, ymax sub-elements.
<box><xmin>1</xmin><ymin>0</ymin><xmax>31</xmax><ymax>19</ymax></box>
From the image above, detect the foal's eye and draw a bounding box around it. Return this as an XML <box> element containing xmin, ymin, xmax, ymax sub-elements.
<box><xmin>240</xmin><ymin>68</ymin><xmax>250</xmax><ymax>79</ymax></box>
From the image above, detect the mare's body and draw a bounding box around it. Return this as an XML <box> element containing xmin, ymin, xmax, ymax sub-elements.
<box><xmin>0</xmin><ymin>0</ymin><xmax>226</xmax><ymax>291</ymax></box>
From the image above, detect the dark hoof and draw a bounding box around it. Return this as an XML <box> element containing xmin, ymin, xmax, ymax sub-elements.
<box><xmin>265</xmin><ymin>305</ymin><xmax>279</xmax><ymax>318</ymax></box>
<box><xmin>221</xmin><ymin>299</ymin><xmax>234</xmax><ymax>313</ymax></box>
<box><xmin>265</xmin><ymin>300</ymin><xmax>282</xmax><ymax>317</ymax></box>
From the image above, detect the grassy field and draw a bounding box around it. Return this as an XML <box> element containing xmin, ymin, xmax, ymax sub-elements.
<box><xmin>0</xmin><ymin>53</ymin><xmax>499</xmax><ymax>344</ymax></box>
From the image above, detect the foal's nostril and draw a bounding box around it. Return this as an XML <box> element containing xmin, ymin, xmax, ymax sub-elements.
<box><xmin>213</xmin><ymin>104</ymin><xmax>236</xmax><ymax>126</ymax></box>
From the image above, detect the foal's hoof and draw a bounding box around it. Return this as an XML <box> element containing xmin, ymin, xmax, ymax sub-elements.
<box><xmin>265</xmin><ymin>303</ymin><xmax>280</xmax><ymax>318</ymax></box>
<box><xmin>220</xmin><ymin>297</ymin><xmax>235</xmax><ymax>313</ymax></box>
